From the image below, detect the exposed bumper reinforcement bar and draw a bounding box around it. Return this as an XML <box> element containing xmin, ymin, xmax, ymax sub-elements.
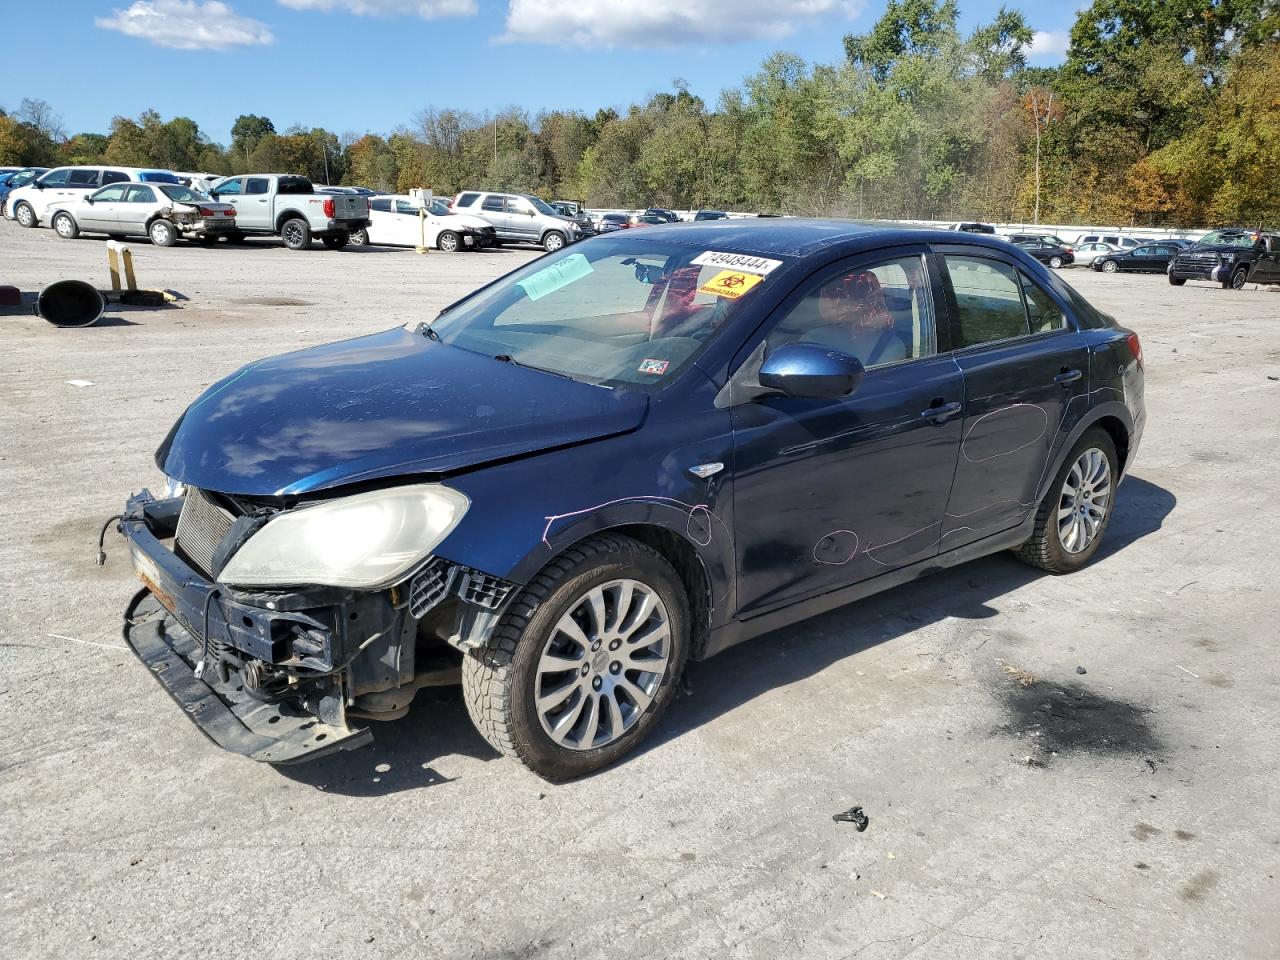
<box><xmin>124</xmin><ymin>589</ymin><xmax>372</xmax><ymax>764</ymax></box>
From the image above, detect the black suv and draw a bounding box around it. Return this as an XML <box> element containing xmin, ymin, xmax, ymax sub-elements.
<box><xmin>1168</xmin><ymin>228</ymin><xmax>1280</xmax><ymax>289</ymax></box>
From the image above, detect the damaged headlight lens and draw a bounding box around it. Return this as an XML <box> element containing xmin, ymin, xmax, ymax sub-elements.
<box><xmin>218</xmin><ymin>484</ymin><xmax>469</xmax><ymax>590</ymax></box>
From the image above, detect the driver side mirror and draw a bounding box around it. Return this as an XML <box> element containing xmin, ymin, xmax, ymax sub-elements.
<box><xmin>758</xmin><ymin>343</ymin><xmax>864</xmax><ymax>400</ymax></box>
<box><xmin>85</xmin><ymin>197</ymin><xmax>95</xmax><ymax>204</ymax></box>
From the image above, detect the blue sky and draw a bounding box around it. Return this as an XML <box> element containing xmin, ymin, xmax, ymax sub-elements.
<box><xmin>3</xmin><ymin>1</ymin><xmax>1074</xmax><ymax>145</ymax></box>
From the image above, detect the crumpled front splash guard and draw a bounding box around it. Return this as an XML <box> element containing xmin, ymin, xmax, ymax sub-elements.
<box><xmin>124</xmin><ymin>589</ymin><xmax>372</xmax><ymax>764</ymax></box>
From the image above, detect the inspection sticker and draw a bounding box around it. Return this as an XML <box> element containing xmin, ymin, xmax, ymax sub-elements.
<box><xmin>697</xmin><ymin>270</ymin><xmax>764</xmax><ymax>300</ymax></box>
<box><xmin>691</xmin><ymin>250</ymin><xmax>783</xmax><ymax>275</ymax></box>
<box><xmin>638</xmin><ymin>358</ymin><xmax>670</xmax><ymax>375</ymax></box>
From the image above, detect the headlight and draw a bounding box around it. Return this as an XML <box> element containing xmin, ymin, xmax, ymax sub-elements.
<box><xmin>218</xmin><ymin>484</ymin><xmax>469</xmax><ymax>590</ymax></box>
<box><xmin>163</xmin><ymin>475</ymin><xmax>187</xmax><ymax>499</ymax></box>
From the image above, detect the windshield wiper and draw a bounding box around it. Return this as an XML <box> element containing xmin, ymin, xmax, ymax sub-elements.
<box><xmin>413</xmin><ymin>322</ymin><xmax>441</xmax><ymax>342</ymax></box>
<box><xmin>493</xmin><ymin>354</ymin><xmax>575</xmax><ymax>380</ymax></box>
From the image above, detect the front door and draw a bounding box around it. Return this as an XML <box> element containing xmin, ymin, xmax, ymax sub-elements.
<box><xmin>80</xmin><ymin>183</ymin><xmax>127</xmax><ymax>231</ymax></box>
<box><xmin>506</xmin><ymin>196</ymin><xmax>539</xmax><ymax>240</ymax></box>
<box><xmin>935</xmin><ymin>250</ymin><xmax>1090</xmax><ymax>549</ymax></box>
<box><xmin>730</xmin><ymin>249</ymin><xmax>965</xmax><ymax>617</ymax></box>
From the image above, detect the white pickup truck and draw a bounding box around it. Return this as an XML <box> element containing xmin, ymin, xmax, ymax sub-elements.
<box><xmin>207</xmin><ymin>174</ymin><xmax>369</xmax><ymax>250</ymax></box>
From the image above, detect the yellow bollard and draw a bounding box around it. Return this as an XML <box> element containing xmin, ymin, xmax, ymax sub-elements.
<box><xmin>106</xmin><ymin>241</ymin><xmax>137</xmax><ymax>292</ymax></box>
<box><xmin>415</xmin><ymin>206</ymin><xmax>430</xmax><ymax>255</ymax></box>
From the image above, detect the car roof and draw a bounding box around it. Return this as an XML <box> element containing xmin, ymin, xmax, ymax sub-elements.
<box><xmin>617</xmin><ymin>218</ymin><xmax>1022</xmax><ymax>259</ymax></box>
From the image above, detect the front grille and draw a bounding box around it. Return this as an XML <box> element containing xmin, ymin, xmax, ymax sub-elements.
<box><xmin>175</xmin><ymin>488</ymin><xmax>236</xmax><ymax>577</ymax></box>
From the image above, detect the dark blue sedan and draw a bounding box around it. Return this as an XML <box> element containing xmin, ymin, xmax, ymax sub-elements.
<box><xmin>116</xmin><ymin>221</ymin><xmax>1145</xmax><ymax>778</ymax></box>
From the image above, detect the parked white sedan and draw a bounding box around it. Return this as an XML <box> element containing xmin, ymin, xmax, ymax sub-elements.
<box><xmin>352</xmin><ymin>195</ymin><xmax>496</xmax><ymax>251</ymax></box>
<box><xmin>1073</xmin><ymin>241</ymin><xmax>1121</xmax><ymax>267</ymax></box>
<box><xmin>48</xmin><ymin>182</ymin><xmax>237</xmax><ymax>246</ymax></box>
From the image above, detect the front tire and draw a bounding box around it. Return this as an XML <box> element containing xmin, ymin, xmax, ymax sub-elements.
<box><xmin>1169</xmin><ymin>274</ymin><xmax>1186</xmax><ymax>286</ymax></box>
<box><xmin>462</xmin><ymin>534</ymin><xmax>689</xmax><ymax>781</ymax></box>
<box><xmin>14</xmin><ymin>202</ymin><xmax>36</xmax><ymax>228</ymax></box>
<box><xmin>542</xmin><ymin>230</ymin><xmax>567</xmax><ymax>252</ymax></box>
<box><xmin>1048</xmin><ymin>256</ymin><xmax>1063</xmax><ymax>269</ymax></box>
<box><xmin>149</xmin><ymin>219</ymin><xmax>178</xmax><ymax>247</ymax></box>
<box><xmin>1015</xmin><ymin>427</ymin><xmax>1118</xmax><ymax>574</ymax></box>
<box><xmin>281</xmin><ymin>218</ymin><xmax>311</xmax><ymax>250</ymax></box>
<box><xmin>1227</xmin><ymin>267</ymin><xmax>1248</xmax><ymax>290</ymax></box>
<box><xmin>1101</xmin><ymin>260</ymin><xmax>1119</xmax><ymax>274</ymax></box>
<box><xmin>437</xmin><ymin>230</ymin><xmax>460</xmax><ymax>253</ymax></box>
<box><xmin>52</xmin><ymin>212</ymin><xmax>79</xmax><ymax>240</ymax></box>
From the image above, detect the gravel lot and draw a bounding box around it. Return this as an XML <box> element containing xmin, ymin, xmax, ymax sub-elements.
<box><xmin>2</xmin><ymin>223</ymin><xmax>1278</xmax><ymax>960</ymax></box>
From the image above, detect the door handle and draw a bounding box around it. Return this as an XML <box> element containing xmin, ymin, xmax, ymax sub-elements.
<box><xmin>920</xmin><ymin>401</ymin><xmax>962</xmax><ymax>422</ymax></box>
<box><xmin>1054</xmin><ymin>368</ymin><xmax>1083</xmax><ymax>386</ymax></box>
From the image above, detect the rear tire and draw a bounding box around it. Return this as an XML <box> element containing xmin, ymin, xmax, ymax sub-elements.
<box><xmin>281</xmin><ymin>218</ymin><xmax>311</xmax><ymax>250</ymax></box>
<box><xmin>225</xmin><ymin>231</ymin><xmax>247</xmax><ymax>244</ymax></box>
<box><xmin>321</xmin><ymin>232</ymin><xmax>349</xmax><ymax>250</ymax></box>
<box><xmin>14</xmin><ymin>202</ymin><xmax>36</xmax><ymax>228</ymax></box>
<box><xmin>1101</xmin><ymin>260</ymin><xmax>1119</xmax><ymax>274</ymax></box>
<box><xmin>347</xmin><ymin>228</ymin><xmax>369</xmax><ymax>247</ymax></box>
<box><xmin>52</xmin><ymin>212</ymin><xmax>79</xmax><ymax>240</ymax></box>
<box><xmin>437</xmin><ymin>230</ymin><xmax>460</xmax><ymax>253</ymax></box>
<box><xmin>542</xmin><ymin>230</ymin><xmax>567</xmax><ymax>252</ymax></box>
<box><xmin>1014</xmin><ymin>427</ymin><xmax>1119</xmax><ymax>574</ymax></box>
<box><xmin>462</xmin><ymin>533</ymin><xmax>689</xmax><ymax>781</ymax></box>
<box><xmin>149</xmin><ymin>219</ymin><xmax>178</xmax><ymax>247</ymax></box>
<box><xmin>1048</xmin><ymin>256</ymin><xmax>1063</xmax><ymax>269</ymax></box>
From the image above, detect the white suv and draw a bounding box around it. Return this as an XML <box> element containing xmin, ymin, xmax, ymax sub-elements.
<box><xmin>7</xmin><ymin>166</ymin><xmax>181</xmax><ymax>227</ymax></box>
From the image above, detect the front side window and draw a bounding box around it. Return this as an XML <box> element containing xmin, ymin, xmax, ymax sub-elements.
<box><xmin>91</xmin><ymin>185</ymin><xmax>128</xmax><ymax>202</ymax></box>
<box><xmin>215</xmin><ymin>178</ymin><xmax>242</xmax><ymax>196</ymax></box>
<box><xmin>428</xmin><ymin>237</ymin><xmax>786</xmax><ymax>391</ymax></box>
<box><xmin>395</xmin><ymin>200</ymin><xmax>419</xmax><ymax>215</ymax></box>
<box><xmin>39</xmin><ymin>169</ymin><xmax>72</xmax><ymax>187</ymax></box>
<box><xmin>766</xmin><ymin>255</ymin><xmax>936</xmax><ymax>368</ymax></box>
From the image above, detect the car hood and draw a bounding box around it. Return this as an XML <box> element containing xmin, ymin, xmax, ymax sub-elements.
<box><xmin>156</xmin><ymin>327</ymin><xmax>648</xmax><ymax>497</ymax></box>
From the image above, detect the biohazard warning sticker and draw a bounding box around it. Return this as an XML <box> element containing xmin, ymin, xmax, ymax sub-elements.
<box><xmin>638</xmin><ymin>358</ymin><xmax>670</xmax><ymax>375</ymax></box>
<box><xmin>697</xmin><ymin>270</ymin><xmax>764</xmax><ymax>300</ymax></box>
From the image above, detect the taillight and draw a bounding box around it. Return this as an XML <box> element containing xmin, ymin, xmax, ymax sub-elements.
<box><xmin>322</xmin><ymin>197</ymin><xmax>335</xmax><ymax>218</ymax></box>
<box><xmin>198</xmin><ymin>206</ymin><xmax>231</xmax><ymax>217</ymax></box>
<box><xmin>1127</xmin><ymin>332</ymin><xmax>1143</xmax><ymax>369</ymax></box>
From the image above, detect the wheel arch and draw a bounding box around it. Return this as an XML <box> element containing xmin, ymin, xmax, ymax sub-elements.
<box><xmin>1036</xmin><ymin>402</ymin><xmax>1134</xmax><ymax>504</ymax></box>
<box><xmin>275</xmin><ymin>208</ymin><xmax>305</xmax><ymax>231</ymax></box>
<box><xmin>608</xmin><ymin>523</ymin><xmax>713</xmax><ymax>660</ymax></box>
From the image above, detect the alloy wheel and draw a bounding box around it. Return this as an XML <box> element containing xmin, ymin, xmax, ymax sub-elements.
<box><xmin>1232</xmin><ymin>269</ymin><xmax>1248</xmax><ymax>290</ymax></box>
<box><xmin>1103</xmin><ymin>260</ymin><xmax>1118</xmax><ymax>273</ymax></box>
<box><xmin>283</xmin><ymin>222</ymin><xmax>305</xmax><ymax>247</ymax></box>
<box><xmin>533</xmin><ymin>578</ymin><xmax>671</xmax><ymax>751</ymax></box>
<box><xmin>1058</xmin><ymin>447</ymin><xmax>1112</xmax><ymax>554</ymax></box>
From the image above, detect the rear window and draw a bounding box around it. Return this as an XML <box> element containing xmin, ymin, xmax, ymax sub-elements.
<box><xmin>139</xmin><ymin>171</ymin><xmax>181</xmax><ymax>184</ymax></box>
<box><xmin>277</xmin><ymin>176</ymin><xmax>313</xmax><ymax>195</ymax></box>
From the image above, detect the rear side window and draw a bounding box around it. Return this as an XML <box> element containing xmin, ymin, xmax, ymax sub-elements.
<box><xmin>102</xmin><ymin>170</ymin><xmax>131</xmax><ymax>185</ymax></box>
<box><xmin>944</xmin><ymin>257</ymin><xmax>1029</xmax><ymax>346</ymax></box>
<box><xmin>246</xmin><ymin>178</ymin><xmax>269</xmax><ymax>195</ymax></box>
<box><xmin>370</xmin><ymin>198</ymin><xmax>391</xmax><ymax>212</ymax></box>
<box><xmin>1020</xmin><ymin>273</ymin><xmax>1065</xmax><ymax>334</ymax></box>
<box><xmin>457</xmin><ymin>192</ymin><xmax>480</xmax><ymax>207</ymax></box>
<box><xmin>125</xmin><ymin>185</ymin><xmax>156</xmax><ymax>203</ymax></box>
<box><xmin>481</xmin><ymin>195</ymin><xmax>505</xmax><ymax>212</ymax></box>
<box><xmin>69</xmin><ymin>169</ymin><xmax>100</xmax><ymax>187</ymax></box>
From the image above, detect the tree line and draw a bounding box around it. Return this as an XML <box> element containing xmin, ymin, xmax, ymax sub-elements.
<box><xmin>2</xmin><ymin>0</ymin><xmax>1277</xmax><ymax>228</ymax></box>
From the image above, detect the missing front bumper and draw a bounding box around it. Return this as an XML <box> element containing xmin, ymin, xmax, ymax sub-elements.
<box><xmin>124</xmin><ymin>589</ymin><xmax>372</xmax><ymax>764</ymax></box>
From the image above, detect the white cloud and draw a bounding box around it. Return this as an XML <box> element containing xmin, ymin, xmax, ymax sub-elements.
<box><xmin>1029</xmin><ymin>30</ymin><xmax>1070</xmax><ymax>58</ymax></box>
<box><xmin>277</xmin><ymin>0</ymin><xmax>477</xmax><ymax>17</ymax></box>
<box><xmin>96</xmin><ymin>0</ymin><xmax>274</xmax><ymax>49</ymax></box>
<box><xmin>500</xmin><ymin>0</ymin><xmax>864</xmax><ymax>48</ymax></box>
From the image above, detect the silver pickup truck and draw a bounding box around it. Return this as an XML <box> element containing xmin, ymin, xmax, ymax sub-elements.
<box><xmin>207</xmin><ymin>174</ymin><xmax>369</xmax><ymax>250</ymax></box>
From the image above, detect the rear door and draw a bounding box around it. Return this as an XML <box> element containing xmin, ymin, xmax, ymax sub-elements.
<box><xmin>120</xmin><ymin>185</ymin><xmax>158</xmax><ymax>235</ymax></box>
<box><xmin>479</xmin><ymin>193</ymin><xmax>508</xmax><ymax>235</ymax></box>
<box><xmin>239</xmin><ymin>177</ymin><xmax>273</xmax><ymax>230</ymax></box>
<box><xmin>935</xmin><ymin>248</ymin><xmax>1090</xmax><ymax>549</ymax></box>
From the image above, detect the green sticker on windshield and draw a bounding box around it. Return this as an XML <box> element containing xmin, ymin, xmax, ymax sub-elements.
<box><xmin>517</xmin><ymin>253</ymin><xmax>593</xmax><ymax>302</ymax></box>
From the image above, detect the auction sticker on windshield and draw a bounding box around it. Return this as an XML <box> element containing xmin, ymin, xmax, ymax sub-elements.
<box><xmin>518</xmin><ymin>253</ymin><xmax>594</xmax><ymax>302</ymax></box>
<box><xmin>698</xmin><ymin>270</ymin><xmax>764</xmax><ymax>300</ymax></box>
<box><xmin>691</xmin><ymin>251</ymin><xmax>783</xmax><ymax>275</ymax></box>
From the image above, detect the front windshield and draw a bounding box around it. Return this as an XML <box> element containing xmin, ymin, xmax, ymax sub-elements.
<box><xmin>426</xmin><ymin>236</ymin><xmax>786</xmax><ymax>391</ymax></box>
<box><xmin>10</xmin><ymin>170</ymin><xmax>41</xmax><ymax>187</ymax></box>
<box><xmin>523</xmin><ymin>194</ymin><xmax>560</xmax><ymax>217</ymax></box>
<box><xmin>1198</xmin><ymin>230</ymin><xmax>1257</xmax><ymax>248</ymax></box>
<box><xmin>158</xmin><ymin>184</ymin><xmax>210</xmax><ymax>204</ymax></box>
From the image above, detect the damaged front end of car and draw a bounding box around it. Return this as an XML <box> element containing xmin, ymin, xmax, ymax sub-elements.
<box><xmin>117</xmin><ymin>483</ymin><xmax>517</xmax><ymax>764</ymax></box>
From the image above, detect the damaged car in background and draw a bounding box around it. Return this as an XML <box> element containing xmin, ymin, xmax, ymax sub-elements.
<box><xmin>112</xmin><ymin>221</ymin><xmax>1145</xmax><ymax>780</ymax></box>
<box><xmin>48</xmin><ymin>181</ymin><xmax>236</xmax><ymax>246</ymax></box>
